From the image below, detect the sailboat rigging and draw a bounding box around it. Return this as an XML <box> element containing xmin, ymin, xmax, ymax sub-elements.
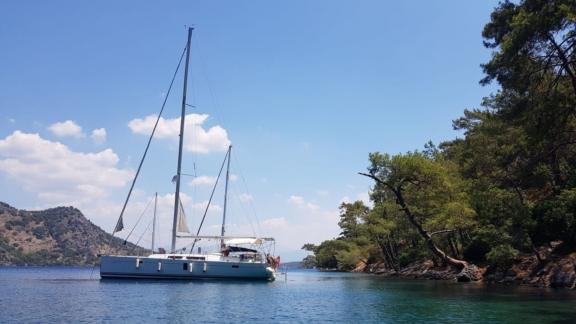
<box><xmin>99</xmin><ymin>27</ymin><xmax>278</xmax><ymax>281</ymax></box>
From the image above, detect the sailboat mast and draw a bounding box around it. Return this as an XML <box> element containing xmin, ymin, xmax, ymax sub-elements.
<box><xmin>171</xmin><ymin>27</ymin><xmax>193</xmax><ymax>253</ymax></box>
<box><xmin>152</xmin><ymin>192</ymin><xmax>158</xmax><ymax>252</ymax></box>
<box><xmin>221</xmin><ymin>145</ymin><xmax>232</xmax><ymax>248</ymax></box>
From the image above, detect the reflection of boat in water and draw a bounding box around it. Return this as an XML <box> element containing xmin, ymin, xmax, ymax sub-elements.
<box><xmin>100</xmin><ymin>27</ymin><xmax>278</xmax><ymax>281</ymax></box>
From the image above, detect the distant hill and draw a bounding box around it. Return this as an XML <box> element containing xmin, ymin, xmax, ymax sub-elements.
<box><xmin>281</xmin><ymin>261</ymin><xmax>304</xmax><ymax>270</ymax></box>
<box><xmin>0</xmin><ymin>201</ymin><xmax>145</xmax><ymax>266</ymax></box>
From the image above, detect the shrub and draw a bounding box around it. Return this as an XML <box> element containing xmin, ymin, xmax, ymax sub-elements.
<box><xmin>486</xmin><ymin>244</ymin><xmax>519</xmax><ymax>270</ymax></box>
<box><xmin>398</xmin><ymin>246</ymin><xmax>429</xmax><ymax>267</ymax></box>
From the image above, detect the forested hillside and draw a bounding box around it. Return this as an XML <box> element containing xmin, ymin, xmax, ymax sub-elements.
<box><xmin>304</xmin><ymin>0</ymin><xmax>576</xmax><ymax>287</ymax></box>
<box><xmin>0</xmin><ymin>202</ymin><xmax>143</xmax><ymax>265</ymax></box>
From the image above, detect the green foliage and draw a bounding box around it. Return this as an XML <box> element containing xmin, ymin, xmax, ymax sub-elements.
<box><xmin>532</xmin><ymin>189</ymin><xmax>576</xmax><ymax>245</ymax></box>
<box><xmin>338</xmin><ymin>201</ymin><xmax>369</xmax><ymax>240</ymax></box>
<box><xmin>32</xmin><ymin>226</ymin><xmax>48</xmax><ymax>240</ymax></box>
<box><xmin>464</xmin><ymin>225</ymin><xmax>511</xmax><ymax>263</ymax></box>
<box><xmin>314</xmin><ymin>240</ymin><xmax>350</xmax><ymax>270</ymax></box>
<box><xmin>335</xmin><ymin>243</ymin><xmax>367</xmax><ymax>271</ymax></box>
<box><xmin>301</xmin><ymin>243</ymin><xmax>318</xmax><ymax>254</ymax></box>
<box><xmin>304</xmin><ymin>0</ymin><xmax>576</xmax><ymax>273</ymax></box>
<box><xmin>398</xmin><ymin>248</ymin><xmax>429</xmax><ymax>268</ymax></box>
<box><xmin>486</xmin><ymin>244</ymin><xmax>520</xmax><ymax>270</ymax></box>
<box><xmin>301</xmin><ymin>255</ymin><xmax>317</xmax><ymax>269</ymax></box>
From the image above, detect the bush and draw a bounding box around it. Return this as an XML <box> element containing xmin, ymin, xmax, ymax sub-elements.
<box><xmin>398</xmin><ymin>246</ymin><xmax>429</xmax><ymax>267</ymax></box>
<box><xmin>486</xmin><ymin>244</ymin><xmax>519</xmax><ymax>270</ymax></box>
<box><xmin>301</xmin><ymin>255</ymin><xmax>316</xmax><ymax>269</ymax></box>
<box><xmin>32</xmin><ymin>227</ymin><xmax>48</xmax><ymax>240</ymax></box>
<box><xmin>314</xmin><ymin>239</ymin><xmax>350</xmax><ymax>269</ymax></box>
<box><xmin>335</xmin><ymin>244</ymin><xmax>366</xmax><ymax>271</ymax></box>
<box><xmin>464</xmin><ymin>225</ymin><xmax>511</xmax><ymax>264</ymax></box>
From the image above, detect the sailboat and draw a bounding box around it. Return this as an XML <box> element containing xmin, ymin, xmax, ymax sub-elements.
<box><xmin>99</xmin><ymin>28</ymin><xmax>278</xmax><ymax>280</ymax></box>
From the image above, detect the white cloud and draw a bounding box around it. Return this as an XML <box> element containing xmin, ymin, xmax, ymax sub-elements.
<box><xmin>357</xmin><ymin>192</ymin><xmax>372</xmax><ymax>206</ymax></box>
<box><xmin>287</xmin><ymin>195</ymin><xmax>305</xmax><ymax>206</ymax></box>
<box><xmin>340</xmin><ymin>192</ymin><xmax>372</xmax><ymax>207</ymax></box>
<box><xmin>0</xmin><ymin>131</ymin><xmax>135</xmax><ymax>234</ymax></box>
<box><xmin>261</xmin><ymin>217</ymin><xmax>287</xmax><ymax>229</ymax></box>
<box><xmin>239</xmin><ymin>193</ymin><xmax>253</xmax><ymax>203</ymax></box>
<box><xmin>128</xmin><ymin>113</ymin><xmax>231</xmax><ymax>154</ymax></box>
<box><xmin>287</xmin><ymin>195</ymin><xmax>319</xmax><ymax>211</ymax></box>
<box><xmin>0</xmin><ymin>131</ymin><xmax>132</xmax><ymax>191</ymax></box>
<box><xmin>91</xmin><ymin>128</ymin><xmax>107</xmax><ymax>144</ymax></box>
<box><xmin>48</xmin><ymin>120</ymin><xmax>84</xmax><ymax>138</ymax></box>
<box><xmin>190</xmin><ymin>175</ymin><xmax>216</xmax><ymax>186</ymax></box>
<box><xmin>189</xmin><ymin>174</ymin><xmax>237</xmax><ymax>187</ymax></box>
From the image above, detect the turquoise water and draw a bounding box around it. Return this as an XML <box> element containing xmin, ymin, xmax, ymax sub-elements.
<box><xmin>1</xmin><ymin>267</ymin><xmax>575</xmax><ymax>323</ymax></box>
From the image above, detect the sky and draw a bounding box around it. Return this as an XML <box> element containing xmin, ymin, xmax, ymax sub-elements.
<box><xmin>0</xmin><ymin>0</ymin><xmax>500</xmax><ymax>261</ymax></box>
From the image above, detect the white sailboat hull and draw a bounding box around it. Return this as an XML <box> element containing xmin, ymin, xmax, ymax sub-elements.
<box><xmin>100</xmin><ymin>255</ymin><xmax>276</xmax><ymax>281</ymax></box>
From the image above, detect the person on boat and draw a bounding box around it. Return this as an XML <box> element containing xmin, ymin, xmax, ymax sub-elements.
<box><xmin>266</xmin><ymin>254</ymin><xmax>277</xmax><ymax>269</ymax></box>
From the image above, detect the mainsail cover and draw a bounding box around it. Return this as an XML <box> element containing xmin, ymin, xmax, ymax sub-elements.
<box><xmin>177</xmin><ymin>199</ymin><xmax>190</xmax><ymax>233</ymax></box>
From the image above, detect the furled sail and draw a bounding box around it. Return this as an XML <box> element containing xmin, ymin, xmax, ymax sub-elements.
<box><xmin>114</xmin><ymin>215</ymin><xmax>124</xmax><ymax>233</ymax></box>
<box><xmin>177</xmin><ymin>200</ymin><xmax>190</xmax><ymax>233</ymax></box>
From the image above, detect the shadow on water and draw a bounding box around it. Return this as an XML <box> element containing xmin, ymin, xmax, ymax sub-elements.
<box><xmin>98</xmin><ymin>277</ymin><xmax>274</xmax><ymax>286</ymax></box>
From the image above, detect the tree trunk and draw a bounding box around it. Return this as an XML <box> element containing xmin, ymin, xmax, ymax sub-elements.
<box><xmin>377</xmin><ymin>238</ymin><xmax>394</xmax><ymax>270</ymax></box>
<box><xmin>448</xmin><ymin>236</ymin><xmax>458</xmax><ymax>259</ymax></box>
<box><xmin>395</xmin><ymin>187</ymin><xmax>469</xmax><ymax>269</ymax></box>
<box><xmin>359</xmin><ymin>173</ymin><xmax>469</xmax><ymax>269</ymax></box>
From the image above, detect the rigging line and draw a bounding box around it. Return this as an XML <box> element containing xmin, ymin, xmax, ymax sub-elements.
<box><xmin>123</xmin><ymin>196</ymin><xmax>154</xmax><ymax>245</ymax></box>
<box><xmin>190</xmin><ymin>149</ymin><xmax>230</xmax><ymax>252</ymax></box>
<box><xmin>134</xmin><ymin>216</ymin><xmax>154</xmax><ymax>255</ymax></box>
<box><xmin>195</xmin><ymin>38</ymin><xmax>229</xmax><ymax>134</ymax></box>
<box><xmin>191</xmin><ymin>162</ymin><xmax>197</xmax><ymax>221</ymax></box>
<box><xmin>230</xmin><ymin>184</ymin><xmax>257</xmax><ymax>237</ymax></box>
<box><xmin>112</xmin><ymin>45</ymin><xmax>187</xmax><ymax>235</ymax></box>
<box><xmin>232</xmin><ymin>153</ymin><xmax>262</xmax><ymax>235</ymax></box>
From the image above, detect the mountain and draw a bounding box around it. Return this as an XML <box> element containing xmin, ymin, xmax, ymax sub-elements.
<box><xmin>0</xmin><ymin>201</ymin><xmax>145</xmax><ymax>266</ymax></box>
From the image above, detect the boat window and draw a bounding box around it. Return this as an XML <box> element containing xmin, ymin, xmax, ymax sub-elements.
<box><xmin>183</xmin><ymin>263</ymin><xmax>188</xmax><ymax>271</ymax></box>
<box><xmin>169</xmin><ymin>256</ymin><xmax>183</xmax><ymax>260</ymax></box>
<box><xmin>186</xmin><ymin>256</ymin><xmax>205</xmax><ymax>260</ymax></box>
<box><xmin>232</xmin><ymin>265</ymin><xmax>239</xmax><ymax>268</ymax></box>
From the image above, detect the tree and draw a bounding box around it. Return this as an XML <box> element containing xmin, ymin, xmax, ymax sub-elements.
<box><xmin>338</xmin><ymin>201</ymin><xmax>369</xmax><ymax>240</ymax></box>
<box><xmin>482</xmin><ymin>0</ymin><xmax>576</xmax><ymax>95</ymax></box>
<box><xmin>360</xmin><ymin>152</ymin><xmax>477</xmax><ymax>272</ymax></box>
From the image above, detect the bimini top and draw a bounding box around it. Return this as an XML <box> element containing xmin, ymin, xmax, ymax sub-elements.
<box><xmin>175</xmin><ymin>234</ymin><xmax>275</xmax><ymax>244</ymax></box>
<box><xmin>225</xmin><ymin>238</ymin><xmax>263</xmax><ymax>245</ymax></box>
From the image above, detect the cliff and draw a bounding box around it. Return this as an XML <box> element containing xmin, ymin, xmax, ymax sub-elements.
<box><xmin>0</xmin><ymin>201</ymin><xmax>145</xmax><ymax>266</ymax></box>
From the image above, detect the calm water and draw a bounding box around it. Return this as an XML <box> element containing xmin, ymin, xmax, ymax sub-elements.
<box><xmin>1</xmin><ymin>267</ymin><xmax>575</xmax><ymax>323</ymax></box>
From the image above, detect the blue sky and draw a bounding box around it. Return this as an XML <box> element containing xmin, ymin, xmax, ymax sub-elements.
<box><xmin>0</xmin><ymin>0</ymin><xmax>500</xmax><ymax>260</ymax></box>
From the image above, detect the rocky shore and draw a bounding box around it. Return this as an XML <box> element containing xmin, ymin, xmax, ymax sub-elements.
<box><xmin>354</xmin><ymin>246</ymin><xmax>576</xmax><ymax>289</ymax></box>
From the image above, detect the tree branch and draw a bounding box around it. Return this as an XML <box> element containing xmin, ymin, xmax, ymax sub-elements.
<box><xmin>358</xmin><ymin>172</ymin><xmax>398</xmax><ymax>195</ymax></box>
<box><xmin>429</xmin><ymin>229</ymin><xmax>458</xmax><ymax>237</ymax></box>
<box><xmin>547</xmin><ymin>33</ymin><xmax>576</xmax><ymax>95</ymax></box>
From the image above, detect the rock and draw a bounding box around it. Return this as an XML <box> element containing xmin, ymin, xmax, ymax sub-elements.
<box><xmin>457</xmin><ymin>264</ymin><xmax>482</xmax><ymax>282</ymax></box>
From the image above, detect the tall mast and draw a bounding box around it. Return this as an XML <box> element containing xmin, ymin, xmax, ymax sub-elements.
<box><xmin>152</xmin><ymin>192</ymin><xmax>158</xmax><ymax>252</ymax></box>
<box><xmin>221</xmin><ymin>145</ymin><xmax>232</xmax><ymax>248</ymax></box>
<box><xmin>171</xmin><ymin>27</ymin><xmax>193</xmax><ymax>253</ymax></box>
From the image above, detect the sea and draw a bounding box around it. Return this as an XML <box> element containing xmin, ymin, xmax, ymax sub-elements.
<box><xmin>1</xmin><ymin>267</ymin><xmax>575</xmax><ymax>323</ymax></box>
